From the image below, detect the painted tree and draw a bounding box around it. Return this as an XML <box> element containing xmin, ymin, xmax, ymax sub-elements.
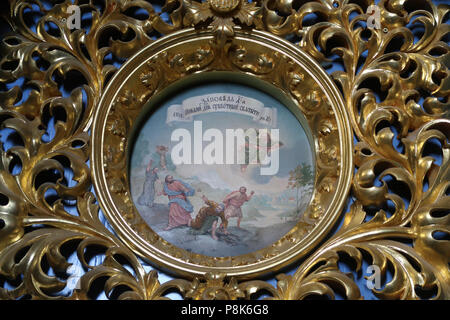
<box><xmin>287</xmin><ymin>163</ymin><xmax>314</xmax><ymax>212</ymax></box>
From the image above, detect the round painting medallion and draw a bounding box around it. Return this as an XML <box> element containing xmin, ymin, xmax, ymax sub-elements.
<box><xmin>91</xmin><ymin>29</ymin><xmax>353</xmax><ymax>277</ymax></box>
<box><xmin>129</xmin><ymin>81</ymin><xmax>315</xmax><ymax>257</ymax></box>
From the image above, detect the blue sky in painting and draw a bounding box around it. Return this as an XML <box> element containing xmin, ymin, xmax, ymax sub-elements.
<box><xmin>131</xmin><ymin>82</ymin><xmax>314</xmax><ymax>194</ymax></box>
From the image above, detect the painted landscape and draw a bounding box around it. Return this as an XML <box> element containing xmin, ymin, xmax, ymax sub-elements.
<box><xmin>130</xmin><ymin>83</ymin><xmax>314</xmax><ymax>257</ymax></box>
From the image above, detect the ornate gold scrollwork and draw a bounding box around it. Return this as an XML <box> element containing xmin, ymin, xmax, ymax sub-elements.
<box><xmin>0</xmin><ymin>0</ymin><xmax>448</xmax><ymax>300</ymax></box>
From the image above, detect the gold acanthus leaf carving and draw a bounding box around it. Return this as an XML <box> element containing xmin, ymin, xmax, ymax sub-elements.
<box><xmin>0</xmin><ymin>0</ymin><xmax>448</xmax><ymax>300</ymax></box>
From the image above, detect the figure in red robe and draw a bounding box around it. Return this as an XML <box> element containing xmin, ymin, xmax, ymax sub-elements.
<box><xmin>162</xmin><ymin>175</ymin><xmax>195</xmax><ymax>230</ymax></box>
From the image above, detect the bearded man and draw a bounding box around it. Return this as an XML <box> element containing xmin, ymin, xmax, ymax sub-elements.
<box><xmin>222</xmin><ymin>186</ymin><xmax>254</xmax><ymax>233</ymax></box>
<box><xmin>163</xmin><ymin>175</ymin><xmax>195</xmax><ymax>230</ymax></box>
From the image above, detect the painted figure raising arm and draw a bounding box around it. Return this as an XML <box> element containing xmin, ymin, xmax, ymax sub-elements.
<box><xmin>137</xmin><ymin>159</ymin><xmax>159</xmax><ymax>208</ymax></box>
<box><xmin>222</xmin><ymin>186</ymin><xmax>254</xmax><ymax>233</ymax></box>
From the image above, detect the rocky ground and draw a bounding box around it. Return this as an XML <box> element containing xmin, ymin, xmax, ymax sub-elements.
<box><xmin>136</xmin><ymin>202</ymin><xmax>298</xmax><ymax>257</ymax></box>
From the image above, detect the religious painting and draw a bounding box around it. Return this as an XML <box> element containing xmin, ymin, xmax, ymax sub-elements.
<box><xmin>130</xmin><ymin>82</ymin><xmax>315</xmax><ymax>257</ymax></box>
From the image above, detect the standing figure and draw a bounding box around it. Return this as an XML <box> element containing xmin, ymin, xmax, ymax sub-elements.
<box><xmin>137</xmin><ymin>160</ymin><xmax>159</xmax><ymax>207</ymax></box>
<box><xmin>163</xmin><ymin>175</ymin><xmax>195</xmax><ymax>230</ymax></box>
<box><xmin>190</xmin><ymin>195</ymin><xmax>228</xmax><ymax>240</ymax></box>
<box><xmin>222</xmin><ymin>187</ymin><xmax>254</xmax><ymax>232</ymax></box>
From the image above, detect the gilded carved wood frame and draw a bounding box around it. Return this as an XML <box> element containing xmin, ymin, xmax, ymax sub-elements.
<box><xmin>0</xmin><ymin>0</ymin><xmax>448</xmax><ymax>300</ymax></box>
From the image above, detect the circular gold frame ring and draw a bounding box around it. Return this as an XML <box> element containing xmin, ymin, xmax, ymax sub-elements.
<box><xmin>91</xmin><ymin>28</ymin><xmax>353</xmax><ymax>278</ymax></box>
